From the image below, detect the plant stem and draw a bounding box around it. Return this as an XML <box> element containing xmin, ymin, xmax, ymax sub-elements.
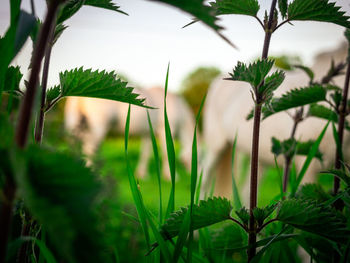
<box><xmin>15</xmin><ymin>0</ymin><xmax>61</xmax><ymax>148</ymax></box>
<box><xmin>334</xmin><ymin>60</ymin><xmax>350</xmax><ymax>194</ymax></box>
<box><xmin>0</xmin><ymin>177</ymin><xmax>16</xmax><ymax>263</ymax></box>
<box><xmin>248</xmin><ymin>0</ymin><xmax>277</xmax><ymax>261</ymax></box>
<box><xmin>34</xmin><ymin>22</ymin><xmax>56</xmax><ymax>143</ymax></box>
<box><xmin>283</xmin><ymin>108</ymin><xmax>303</xmax><ymax>193</ymax></box>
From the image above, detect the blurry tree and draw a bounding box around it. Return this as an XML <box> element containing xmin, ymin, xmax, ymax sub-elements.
<box><xmin>181</xmin><ymin>66</ymin><xmax>221</xmax><ymax>124</ymax></box>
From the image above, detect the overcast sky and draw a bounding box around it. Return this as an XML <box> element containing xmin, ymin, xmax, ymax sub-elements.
<box><xmin>1</xmin><ymin>0</ymin><xmax>350</xmax><ymax>91</ymax></box>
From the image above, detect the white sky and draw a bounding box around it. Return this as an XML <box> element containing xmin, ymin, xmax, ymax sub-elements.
<box><xmin>1</xmin><ymin>0</ymin><xmax>350</xmax><ymax>91</ymax></box>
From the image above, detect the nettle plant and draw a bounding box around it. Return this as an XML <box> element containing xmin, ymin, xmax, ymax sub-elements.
<box><xmin>1</xmin><ymin>0</ymin><xmax>350</xmax><ymax>263</ymax></box>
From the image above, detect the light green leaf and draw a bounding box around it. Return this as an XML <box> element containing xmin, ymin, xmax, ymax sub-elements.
<box><xmin>294</xmin><ymin>64</ymin><xmax>314</xmax><ymax>82</ymax></box>
<box><xmin>307</xmin><ymin>104</ymin><xmax>339</xmax><ymax>123</ymax></box>
<box><xmin>287</xmin><ymin>0</ymin><xmax>350</xmax><ymax>28</ymax></box>
<box><xmin>161</xmin><ymin>197</ymin><xmax>232</xmax><ymax>239</ymax></box>
<box><xmin>277</xmin><ymin>199</ymin><xmax>350</xmax><ymax>243</ymax></box>
<box><xmin>228</xmin><ymin>59</ymin><xmax>274</xmax><ymax>88</ymax></box>
<box><xmin>59</xmin><ymin>67</ymin><xmax>146</xmax><ymax>107</ymax></box>
<box><xmin>320</xmin><ymin>169</ymin><xmax>350</xmax><ymax>186</ymax></box>
<box><xmin>210</xmin><ymin>0</ymin><xmax>260</xmax><ymax>17</ymax></box>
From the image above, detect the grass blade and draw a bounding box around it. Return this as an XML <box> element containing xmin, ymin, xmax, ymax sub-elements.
<box><xmin>273</xmin><ymin>155</ymin><xmax>284</xmax><ymax>199</ymax></box>
<box><xmin>292</xmin><ymin>121</ymin><xmax>329</xmax><ymax>195</ymax></box>
<box><xmin>147</xmin><ymin>110</ymin><xmax>163</xmax><ymax>224</ymax></box>
<box><xmin>125</xmin><ymin>104</ymin><xmax>151</xmax><ymax>249</ymax></box>
<box><xmin>195</xmin><ymin>170</ymin><xmax>203</xmax><ymax>205</ymax></box>
<box><xmin>231</xmin><ymin>134</ymin><xmax>242</xmax><ymax>210</ymax></box>
<box><xmin>164</xmin><ymin>63</ymin><xmax>176</xmax><ymax>219</ymax></box>
<box><xmin>332</xmin><ymin>121</ymin><xmax>344</xmax><ymax>166</ymax></box>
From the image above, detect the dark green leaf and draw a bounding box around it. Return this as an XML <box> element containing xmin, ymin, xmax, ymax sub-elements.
<box><xmin>259</xmin><ymin>70</ymin><xmax>285</xmax><ymax>100</ymax></box>
<box><xmin>209</xmin><ymin>223</ymin><xmax>247</xmax><ymax>251</ymax></box>
<box><xmin>277</xmin><ymin>199</ymin><xmax>350</xmax><ymax>243</ymax></box>
<box><xmin>287</xmin><ymin>0</ymin><xmax>350</xmax><ymax>28</ymax></box>
<box><xmin>258</xmin><ymin>85</ymin><xmax>327</xmax><ymax>120</ymax></box>
<box><xmin>150</xmin><ymin>0</ymin><xmax>222</xmax><ymax>33</ymax></box>
<box><xmin>228</xmin><ymin>59</ymin><xmax>274</xmax><ymax>88</ymax></box>
<box><xmin>210</xmin><ymin>0</ymin><xmax>260</xmax><ymax>17</ymax></box>
<box><xmin>14</xmin><ymin>10</ymin><xmax>37</xmax><ymax>56</ymax></box>
<box><xmin>16</xmin><ymin>145</ymin><xmax>110</xmax><ymax>263</ymax></box>
<box><xmin>278</xmin><ymin>0</ymin><xmax>288</xmax><ymax>19</ymax></box>
<box><xmin>59</xmin><ymin>67</ymin><xmax>146</xmax><ymax>107</ymax></box>
<box><xmin>235</xmin><ymin>207</ymin><xmax>250</xmax><ymax>226</ymax></box>
<box><xmin>84</xmin><ymin>0</ymin><xmax>128</xmax><ymax>15</ymax></box>
<box><xmin>272</xmin><ymin>136</ymin><xmax>324</xmax><ymax>170</ymax></box>
<box><xmin>295</xmin><ymin>183</ymin><xmax>331</xmax><ymax>202</ymax></box>
<box><xmin>53</xmin><ymin>23</ymin><xmax>68</xmax><ymax>45</ymax></box>
<box><xmin>161</xmin><ymin>197</ymin><xmax>232</xmax><ymax>239</ymax></box>
<box><xmin>252</xmin><ymin>203</ymin><xmax>277</xmax><ymax>227</ymax></box>
<box><xmin>4</xmin><ymin>66</ymin><xmax>23</xmax><ymax>94</ymax></box>
<box><xmin>46</xmin><ymin>85</ymin><xmax>60</xmax><ymax>104</ymax></box>
<box><xmin>320</xmin><ymin>169</ymin><xmax>350</xmax><ymax>186</ymax></box>
<box><xmin>307</xmin><ymin>103</ymin><xmax>337</xmax><ymax>122</ymax></box>
<box><xmin>57</xmin><ymin>0</ymin><xmax>84</xmax><ymax>25</ymax></box>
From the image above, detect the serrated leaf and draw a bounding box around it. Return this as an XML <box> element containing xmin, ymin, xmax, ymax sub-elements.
<box><xmin>209</xmin><ymin>0</ymin><xmax>260</xmax><ymax>17</ymax></box>
<box><xmin>46</xmin><ymin>85</ymin><xmax>60</xmax><ymax>104</ymax></box>
<box><xmin>295</xmin><ymin>184</ymin><xmax>331</xmax><ymax>202</ymax></box>
<box><xmin>252</xmin><ymin>203</ymin><xmax>277</xmax><ymax>227</ymax></box>
<box><xmin>277</xmin><ymin>199</ymin><xmax>350</xmax><ymax>243</ymax></box>
<box><xmin>59</xmin><ymin>67</ymin><xmax>146</xmax><ymax>107</ymax></box>
<box><xmin>84</xmin><ymin>0</ymin><xmax>128</xmax><ymax>15</ymax></box>
<box><xmin>257</xmin><ymin>85</ymin><xmax>327</xmax><ymax>120</ymax></box>
<box><xmin>4</xmin><ymin>66</ymin><xmax>23</xmax><ymax>94</ymax></box>
<box><xmin>228</xmin><ymin>59</ymin><xmax>274</xmax><ymax>88</ymax></box>
<box><xmin>15</xmin><ymin>145</ymin><xmax>110</xmax><ymax>263</ymax></box>
<box><xmin>287</xmin><ymin>0</ymin><xmax>350</xmax><ymax>28</ymax></box>
<box><xmin>53</xmin><ymin>23</ymin><xmax>68</xmax><ymax>45</ymax></box>
<box><xmin>259</xmin><ymin>70</ymin><xmax>285</xmax><ymax>100</ymax></box>
<box><xmin>278</xmin><ymin>0</ymin><xmax>288</xmax><ymax>19</ymax></box>
<box><xmin>160</xmin><ymin>197</ymin><xmax>232</xmax><ymax>239</ymax></box>
<box><xmin>235</xmin><ymin>207</ymin><xmax>250</xmax><ymax>226</ymax></box>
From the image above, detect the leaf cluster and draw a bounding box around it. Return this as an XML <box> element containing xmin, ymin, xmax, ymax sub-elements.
<box><xmin>271</xmin><ymin>137</ymin><xmax>323</xmax><ymax>161</ymax></box>
<box><xmin>160</xmin><ymin>197</ymin><xmax>232</xmax><ymax>239</ymax></box>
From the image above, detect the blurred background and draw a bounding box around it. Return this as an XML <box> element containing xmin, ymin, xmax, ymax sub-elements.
<box><xmin>1</xmin><ymin>1</ymin><xmax>350</xmax><ymax>261</ymax></box>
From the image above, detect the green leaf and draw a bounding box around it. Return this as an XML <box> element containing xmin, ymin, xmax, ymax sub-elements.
<box><xmin>46</xmin><ymin>85</ymin><xmax>60</xmax><ymax>104</ymax></box>
<box><xmin>259</xmin><ymin>70</ymin><xmax>285</xmax><ymax>100</ymax></box>
<box><xmin>209</xmin><ymin>0</ymin><xmax>260</xmax><ymax>17</ymax></box>
<box><xmin>287</xmin><ymin>0</ymin><xmax>350</xmax><ymax>28</ymax></box>
<box><xmin>4</xmin><ymin>66</ymin><xmax>23</xmax><ymax>94</ymax></box>
<box><xmin>257</xmin><ymin>85</ymin><xmax>327</xmax><ymax>120</ymax></box>
<box><xmin>16</xmin><ymin>145</ymin><xmax>110</xmax><ymax>263</ymax></box>
<box><xmin>59</xmin><ymin>67</ymin><xmax>146</xmax><ymax>107</ymax></box>
<box><xmin>252</xmin><ymin>203</ymin><xmax>278</xmax><ymax>228</ymax></box>
<box><xmin>295</xmin><ymin>183</ymin><xmax>331</xmax><ymax>202</ymax></box>
<box><xmin>57</xmin><ymin>0</ymin><xmax>84</xmax><ymax>25</ymax></box>
<box><xmin>272</xmin><ymin>137</ymin><xmax>323</xmax><ymax>162</ymax></box>
<box><xmin>277</xmin><ymin>199</ymin><xmax>350</xmax><ymax>243</ymax></box>
<box><xmin>228</xmin><ymin>59</ymin><xmax>274</xmax><ymax>88</ymax></box>
<box><xmin>160</xmin><ymin>197</ymin><xmax>232</xmax><ymax>239</ymax></box>
<box><xmin>84</xmin><ymin>0</ymin><xmax>128</xmax><ymax>15</ymax></box>
<box><xmin>151</xmin><ymin>0</ymin><xmax>222</xmax><ymax>32</ymax></box>
<box><xmin>53</xmin><ymin>23</ymin><xmax>68</xmax><ymax>45</ymax></box>
<box><xmin>278</xmin><ymin>0</ymin><xmax>288</xmax><ymax>19</ymax></box>
<box><xmin>294</xmin><ymin>64</ymin><xmax>314</xmax><ymax>83</ymax></box>
<box><xmin>235</xmin><ymin>207</ymin><xmax>250</xmax><ymax>227</ymax></box>
<box><xmin>320</xmin><ymin>169</ymin><xmax>350</xmax><ymax>186</ymax></box>
<box><xmin>307</xmin><ymin>103</ymin><xmax>338</xmax><ymax>122</ymax></box>
<box><xmin>209</xmin><ymin>223</ymin><xmax>247</xmax><ymax>251</ymax></box>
